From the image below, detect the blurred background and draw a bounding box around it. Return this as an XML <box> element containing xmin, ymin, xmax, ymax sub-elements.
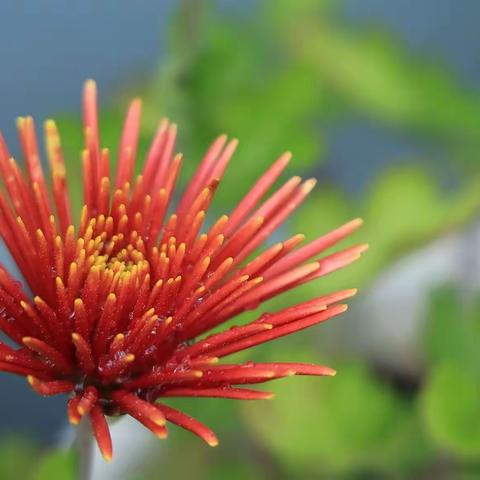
<box><xmin>1</xmin><ymin>0</ymin><xmax>480</xmax><ymax>478</ymax></box>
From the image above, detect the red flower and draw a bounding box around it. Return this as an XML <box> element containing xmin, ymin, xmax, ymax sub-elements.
<box><xmin>0</xmin><ymin>80</ymin><xmax>366</xmax><ymax>461</ymax></box>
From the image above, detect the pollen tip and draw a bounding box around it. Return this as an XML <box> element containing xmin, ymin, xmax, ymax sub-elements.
<box><xmin>26</xmin><ymin>375</ymin><xmax>35</xmax><ymax>385</ymax></box>
<box><xmin>266</xmin><ymin>392</ymin><xmax>275</xmax><ymax>400</ymax></box>
<box><xmin>85</xmin><ymin>78</ymin><xmax>96</xmax><ymax>90</ymax></box>
<box><xmin>125</xmin><ymin>354</ymin><xmax>135</xmax><ymax>363</ymax></box>
<box><xmin>71</xmin><ymin>332</ymin><xmax>80</xmax><ymax>341</ymax></box>
<box><xmin>359</xmin><ymin>243</ymin><xmax>369</xmax><ymax>253</ymax></box>
<box><xmin>207</xmin><ymin>436</ymin><xmax>219</xmax><ymax>447</ymax></box>
<box><xmin>153</xmin><ymin>416</ymin><xmax>167</xmax><ymax>427</ymax></box>
<box><xmin>102</xmin><ymin>452</ymin><xmax>113</xmax><ymax>463</ymax></box>
<box><xmin>302</xmin><ymin>178</ymin><xmax>317</xmax><ymax>192</ymax></box>
<box><xmin>297</xmin><ymin>233</ymin><xmax>306</xmax><ymax>241</ymax></box>
<box><xmin>263</xmin><ymin>324</ymin><xmax>274</xmax><ymax>330</ymax></box>
<box><xmin>205</xmin><ymin>357</ymin><xmax>219</xmax><ymax>364</ymax></box>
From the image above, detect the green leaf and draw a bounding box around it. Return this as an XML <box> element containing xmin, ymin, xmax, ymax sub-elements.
<box><xmin>424</xmin><ymin>286</ymin><xmax>480</xmax><ymax>370</ymax></box>
<box><xmin>420</xmin><ymin>362</ymin><xmax>480</xmax><ymax>459</ymax></box>
<box><xmin>33</xmin><ymin>449</ymin><xmax>76</xmax><ymax>480</ymax></box>
<box><xmin>242</xmin><ymin>357</ymin><xmax>430</xmax><ymax>476</ymax></box>
<box><xmin>273</xmin><ymin>3</ymin><xmax>480</xmax><ymax>147</ymax></box>
<box><xmin>0</xmin><ymin>437</ymin><xmax>37</xmax><ymax>480</ymax></box>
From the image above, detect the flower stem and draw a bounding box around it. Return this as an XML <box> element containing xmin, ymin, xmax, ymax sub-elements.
<box><xmin>76</xmin><ymin>418</ymin><xmax>93</xmax><ymax>480</ymax></box>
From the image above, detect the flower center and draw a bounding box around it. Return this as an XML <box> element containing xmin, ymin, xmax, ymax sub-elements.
<box><xmin>85</xmin><ymin>227</ymin><xmax>151</xmax><ymax>277</ymax></box>
<box><xmin>101</xmin><ymin>245</ymin><xmax>148</xmax><ymax>272</ymax></box>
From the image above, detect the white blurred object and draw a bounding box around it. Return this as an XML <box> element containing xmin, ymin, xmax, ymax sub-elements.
<box><xmin>61</xmin><ymin>415</ymin><xmax>163</xmax><ymax>480</ymax></box>
<box><xmin>341</xmin><ymin>220</ymin><xmax>480</xmax><ymax>373</ymax></box>
<box><xmin>90</xmin><ymin>416</ymin><xmax>162</xmax><ymax>480</ymax></box>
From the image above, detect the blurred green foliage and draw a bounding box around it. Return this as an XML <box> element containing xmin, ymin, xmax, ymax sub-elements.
<box><xmin>421</xmin><ymin>287</ymin><xmax>480</xmax><ymax>460</ymax></box>
<box><xmin>0</xmin><ymin>438</ymin><xmax>37</xmax><ymax>480</ymax></box>
<box><xmin>0</xmin><ymin>438</ymin><xmax>74</xmax><ymax>480</ymax></box>
<box><xmin>34</xmin><ymin>450</ymin><xmax>75</xmax><ymax>480</ymax></box>
<box><xmin>4</xmin><ymin>0</ymin><xmax>480</xmax><ymax>478</ymax></box>
<box><xmin>294</xmin><ymin>167</ymin><xmax>480</xmax><ymax>294</ymax></box>
<box><xmin>242</xmin><ymin>350</ymin><xmax>431</xmax><ymax>477</ymax></box>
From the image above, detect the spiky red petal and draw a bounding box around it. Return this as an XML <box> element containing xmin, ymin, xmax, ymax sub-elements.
<box><xmin>0</xmin><ymin>80</ymin><xmax>365</xmax><ymax>460</ymax></box>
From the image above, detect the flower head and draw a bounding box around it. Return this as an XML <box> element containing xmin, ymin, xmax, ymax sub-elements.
<box><xmin>0</xmin><ymin>80</ymin><xmax>366</xmax><ymax>461</ymax></box>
